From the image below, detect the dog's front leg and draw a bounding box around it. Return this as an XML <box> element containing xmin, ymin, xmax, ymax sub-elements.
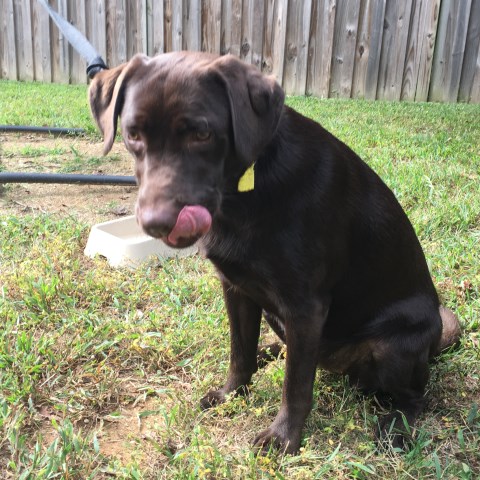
<box><xmin>200</xmin><ymin>280</ymin><xmax>262</xmax><ymax>409</ymax></box>
<box><xmin>254</xmin><ymin>301</ymin><xmax>328</xmax><ymax>454</ymax></box>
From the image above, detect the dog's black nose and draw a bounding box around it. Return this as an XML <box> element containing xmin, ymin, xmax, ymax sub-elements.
<box><xmin>137</xmin><ymin>207</ymin><xmax>177</xmax><ymax>239</ymax></box>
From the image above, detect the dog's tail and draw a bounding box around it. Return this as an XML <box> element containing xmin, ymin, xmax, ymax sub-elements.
<box><xmin>436</xmin><ymin>306</ymin><xmax>462</xmax><ymax>354</ymax></box>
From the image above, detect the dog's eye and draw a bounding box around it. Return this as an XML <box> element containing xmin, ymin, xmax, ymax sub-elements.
<box><xmin>128</xmin><ymin>130</ymin><xmax>141</xmax><ymax>142</ymax></box>
<box><xmin>195</xmin><ymin>130</ymin><xmax>211</xmax><ymax>142</ymax></box>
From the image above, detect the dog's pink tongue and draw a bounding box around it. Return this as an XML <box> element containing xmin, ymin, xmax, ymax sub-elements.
<box><xmin>167</xmin><ymin>205</ymin><xmax>212</xmax><ymax>245</ymax></box>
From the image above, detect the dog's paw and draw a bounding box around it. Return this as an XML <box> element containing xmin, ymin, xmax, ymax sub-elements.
<box><xmin>199</xmin><ymin>389</ymin><xmax>227</xmax><ymax>410</ymax></box>
<box><xmin>200</xmin><ymin>383</ymin><xmax>251</xmax><ymax>410</ymax></box>
<box><xmin>253</xmin><ymin>426</ymin><xmax>300</xmax><ymax>455</ymax></box>
<box><xmin>375</xmin><ymin>412</ymin><xmax>411</xmax><ymax>451</ymax></box>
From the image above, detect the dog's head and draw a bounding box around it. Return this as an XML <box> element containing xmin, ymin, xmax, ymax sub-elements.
<box><xmin>89</xmin><ymin>52</ymin><xmax>284</xmax><ymax>248</ymax></box>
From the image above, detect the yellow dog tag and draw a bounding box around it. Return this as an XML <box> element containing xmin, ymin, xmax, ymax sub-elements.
<box><xmin>237</xmin><ymin>164</ymin><xmax>255</xmax><ymax>192</ymax></box>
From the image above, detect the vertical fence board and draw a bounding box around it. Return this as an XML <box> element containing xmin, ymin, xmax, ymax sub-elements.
<box><xmin>50</xmin><ymin>0</ymin><xmax>60</xmax><ymax>82</ymax></box>
<box><xmin>351</xmin><ymin>0</ymin><xmax>386</xmax><ymax>99</ymax></box>
<box><xmin>363</xmin><ymin>0</ymin><xmax>386</xmax><ymax>99</ymax></box>
<box><xmin>458</xmin><ymin>0</ymin><xmax>480</xmax><ymax>102</ymax></box>
<box><xmin>221</xmin><ymin>0</ymin><xmax>242</xmax><ymax>55</ymax></box>
<box><xmin>68</xmin><ymin>0</ymin><xmax>87</xmax><ymax>84</ymax></box>
<box><xmin>183</xmin><ymin>0</ymin><xmax>201</xmax><ymax>51</ymax></box>
<box><xmin>0</xmin><ymin>0</ymin><xmax>3</xmax><ymax>79</ymax></box>
<box><xmin>54</xmin><ymin>0</ymin><xmax>71</xmax><ymax>82</ymax></box>
<box><xmin>240</xmin><ymin>0</ymin><xmax>254</xmax><ymax>63</ymax></box>
<box><xmin>86</xmin><ymin>0</ymin><xmax>107</xmax><ymax>73</ymax></box>
<box><xmin>469</xmin><ymin>47</ymin><xmax>480</xmax><ymax>103</ymax></box>
<box><xmin>238</xmin><ymin>0</ymin><xmax>264</xmax><ymax>68</ymax></box>
<box><xmin>147</xmin><ymin>0</ymin><xmax>164</xmax><ymax>55</ymax></box>
<box><xmin>411</xmin><ymin>0</ymin><xmax>441</xmax><ymax>101</ymax></box>
<box><xmin>170</xmin><ymin>0</ymin><xmax>182</xmax><ymax>50</ymax></box>
<box><xmin>430</xmin><ymin>0</ymin><xmax>472</xmax><ymax>102</ymax></box>
<box><xmin>164</xmin><ymin>0</ymin><xmax>173</xmax><ymax>52</ymax></box>
<box><xmin>107</xmin><ymin>0</ymin><xmax>127</xmax><ymax>66</ymax></box>
<box><xmin>401</xmin><ymin>0</ymin><xmax>440</xmax><ymax>101</ymax></box>
<box><xmin>400</xmin><ymin>0</ymin><xmax>420</xmax><ymax>101</ymax></box>
<box><xmin>125</xmin><ymin>0</ymin><xmax>145</xmax><ymax>57</ymax></box>
<box><xmin>329</xmin><ymin>0</ymin><xmax>361</xmax><ymax>98</ymax></box>
<box><xmin>32</xmin><ymin>0</ymin><xmax>52</xmax><ymax>82</ymax></box>
<box><xmin>202</xmin><ymin>0</ymin><xmax>222</xmax><ymax>54</ymax></box>
<box><xmin>13</xmin><ymin>0</ymin><xmax>34</xmax><ymax>81</ymax></box>
<box><xmin>50</xmin><ymin>0</ymin><xmax>68</xmax><ymax>83</ymax></box>
<box><xmin>146</xmin><ymin>0</ymin><xmax>152</xmax><ymax>54</ymax></box>
<box><xmin>2</xmin><ymin>0</ymin><xmax>17</xmax><ymax>80</ymax></box>
<box><xmin>377</xmin><ymin>0</ymin><xmax>414</xmax><ymax>100</ymax></box>
<box><xmin>141</xmin><ymin>0</ymin><xmax>148</xmax><ymax>53</ymax></box>
<box><xmin>251</xmin><ymin>0</ymin><xmax>266</xmax><ymax>69</ymax></box>
<box><xmin>262</xmin><ymin>0</ymin><xmax>288</xmax><ymax>83</ymax></box>
<box><xmin>415</xmin><ymin>0</ymin><xmax>442</xmax><ymax>101</ymax></box>
<box><xmin>284</xmin><ymin>0</ymin><xmax>312</xmax><ymax>94</ymax></box>
<box><xmin>307</xmin><ymin>0</ymin><xmax>336</xmax><ymax>98</ymax></box>
<box><xmin>379</xmin><ymin>0</ymin><xmax>413</xmax><ymax>100</ymax></box>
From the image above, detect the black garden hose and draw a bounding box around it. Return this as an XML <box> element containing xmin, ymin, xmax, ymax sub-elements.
<box><xmin>0</xmin><ymin>172</ymin><xmax>136</xmax><ymax>186</ymax></box>
<box><xmin>0</xmin><ymin>125</ymin><xmax>85</xmax><ymax>135</ymax></box>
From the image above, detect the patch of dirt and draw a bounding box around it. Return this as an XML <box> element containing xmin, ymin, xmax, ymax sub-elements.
<box><xmin>96</xmin><ymin>397</ymin><xmax>166</xmax><ymax>465</ymax></box>
<box><xmin>36</xmin><ymin>396</ymin><xmax>169</xmax><ymax>470</ymax></box>
<box><xmin>0</xmin><ymin>132</ymin><xmax>138</xmax><ymax>224</ymax></box>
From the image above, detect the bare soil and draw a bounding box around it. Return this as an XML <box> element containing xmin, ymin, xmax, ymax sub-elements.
<box><xmin>0</xmin><ymin>132</ymin><xmax>138</xmax><ymax>224</ymax></box>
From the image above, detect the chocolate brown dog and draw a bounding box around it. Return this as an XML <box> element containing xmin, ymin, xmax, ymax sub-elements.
<box><xmin>89</xmin><ymin>52</ymin><xmax>460</xmax><ymax>453</ymax></box>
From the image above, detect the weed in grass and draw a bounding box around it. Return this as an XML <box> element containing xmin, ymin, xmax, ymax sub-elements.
<box><xmin>3</xmin><ymin>413</ymin><xmax>105</xmax><ymax>479</ymax></box>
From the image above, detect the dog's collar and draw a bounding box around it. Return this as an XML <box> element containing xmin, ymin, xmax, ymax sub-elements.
<box><xmin>237</xmin><ymin>164</ymin><xmax>255</xmax><ymax>192</ymax></box>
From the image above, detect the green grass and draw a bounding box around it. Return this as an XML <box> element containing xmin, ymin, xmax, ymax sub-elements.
<box><xmin>1</xmin><ymin>80</ymin><xmax>479</xmax><ymax>479</ymax></box>
<box><xmin>0</xmin><ymin>81</ymin><xmax>96</xmax><ymax>134</ymax></box>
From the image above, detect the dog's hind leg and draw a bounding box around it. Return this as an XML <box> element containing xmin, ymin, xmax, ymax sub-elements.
<box><xmin>257</xmin><ymin>342</ymin><xmax>285</xmax><ymax>368</ymax></box>
<box><xmin>373</xmin><ymin>353</ymin><xmax>430</xmax><ymax>449</ymax></box>
<box><xmin>437</xmin><ymin>306</ymin><xmax>461</xmax><ymax>353</ymax></box>
<box><xmin>255</xmin><ymin>312</ymin><xmax>286</xmax><ymax>368</ymax></box>
<box><xmin>263</xmin><ymin>311</ymin><xmax>286</xmax><ymax>342</ymax></box>
<box><xmin>376</xmin><ymin>306</ymin><xmax>460</xmax><ymax>447</ymax></box>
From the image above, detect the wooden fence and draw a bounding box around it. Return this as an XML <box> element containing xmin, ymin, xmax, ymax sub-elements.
<box><xmin>1</xmin><ymin>0</ymin><xmax>479</xmax><ymax>103</ymax></box>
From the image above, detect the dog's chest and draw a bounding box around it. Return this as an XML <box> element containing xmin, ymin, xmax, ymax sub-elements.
<box><xmin>202</xmin><ymin>229</ymin><xmax>299</xmax><ymax>316</ymax></box>
<box><xmin>217</xmin><ymin>259</ymin><xmax>287</xmax><ymax>316</ymax></box>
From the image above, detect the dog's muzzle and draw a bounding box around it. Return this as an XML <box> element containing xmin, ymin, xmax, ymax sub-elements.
<box><xmin>138</xmin><ymin>204</ymin><xmax>212</xmax><ymax>248</ymax></box>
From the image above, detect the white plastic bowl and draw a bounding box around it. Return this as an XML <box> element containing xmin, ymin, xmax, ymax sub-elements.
<box><xmin>84</xmin><ymin>215</ymin><xmax>197</xmax><ymax>268</ymax></box>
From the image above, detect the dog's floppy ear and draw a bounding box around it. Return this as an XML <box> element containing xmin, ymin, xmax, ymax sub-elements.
<box><xmin>88</xmin><ymin>64</ymin><xmax>127</xmax><ymax>155</ymax></box>
<box><xmin>88</xmin><ymin>55</ymin><xmax>148</xmax><ymax>155</ymax></box>
<box><xmin>212</xmin><ymin>55</ymin><xmax>285</xmax><ymax>166</ymax></box>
